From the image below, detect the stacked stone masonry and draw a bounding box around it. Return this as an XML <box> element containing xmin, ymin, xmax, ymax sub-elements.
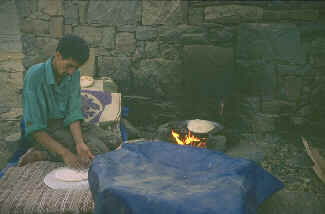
<box><xmin>0</xmin><ymin>0</ymin><xmax>325</xmax><ymax>136</ymax></box>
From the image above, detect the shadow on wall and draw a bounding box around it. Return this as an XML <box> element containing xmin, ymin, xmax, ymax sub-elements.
<box><xmin>178</xmin><ymin>46</ymin><xmax>241</xmax><ymax>124</ymax></box>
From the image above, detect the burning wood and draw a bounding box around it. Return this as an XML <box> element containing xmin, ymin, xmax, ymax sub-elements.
<box><xmin>171</xmin><ymin>129</ymin><xmax>207</xmax><ymax>148</ymax></box>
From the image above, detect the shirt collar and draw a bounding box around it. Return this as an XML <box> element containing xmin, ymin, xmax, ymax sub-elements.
<box><xmin>45</xmin><ymin>57</ymin><xmax>72</xmax><ymax>85</ymax></box>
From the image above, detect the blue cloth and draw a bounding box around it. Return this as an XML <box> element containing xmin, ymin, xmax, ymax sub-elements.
<box><xmin>89</xmin><ymin>141</ymin><xmax>284</xmax><ymax>214</ymax></box>
<box><xmin>120</xmin><ymin>106</ymin><xmax>128</xmax><ymax>142</ymax></box>
<box><xmin>120</xmin><ymin>122</ymin><xmax>128</xmax><ymax>142</ymax></box>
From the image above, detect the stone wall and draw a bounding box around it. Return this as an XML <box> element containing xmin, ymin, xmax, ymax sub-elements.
<box><xmin>0</xmin><ymin>0</ymin><xmax>24</xmax><ymax>110</ymax></box>
<box><xmin>7</xmin><ymin>0</ymin><xmax>325</xmax><ymax>137</ymax></box>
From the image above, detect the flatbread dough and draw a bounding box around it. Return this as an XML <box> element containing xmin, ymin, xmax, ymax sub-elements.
<box><xmin>55</xmin><ymin>168</ymin><xmax>88</xmax><ymax>182</ymax></box>
<box><xmin>187</xmin><ymin>119</ymin><xmax>215</xmax><ymax>133</ymax></box>
<box><xmin>80</xmin><ymin>75</ymin><xmax>94</xmax><ymax>88</ymax></box>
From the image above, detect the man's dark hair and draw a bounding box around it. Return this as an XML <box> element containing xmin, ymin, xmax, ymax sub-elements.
<box><xmin>56</xmin><ymin>34</ymin><xmax>89</xmax><ymax>66</ymax></box>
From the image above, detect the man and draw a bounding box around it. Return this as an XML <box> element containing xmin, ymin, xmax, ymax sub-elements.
<box><xmin>19</xmin><ymin>35</ymin><xmax>96</xmax><ymax>169</ymax></box>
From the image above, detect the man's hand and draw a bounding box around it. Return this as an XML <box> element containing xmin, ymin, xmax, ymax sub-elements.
<box><xmin>62</xmin><ymin>150</ymin><xmax>87</xmax><ymax>169</ymax></box>
<box><xmin>76</xmin><ymin>142</ymin><xmax>94</xmax><ymax>167</ymax></box>
<box><xmin>69</xmin><ymin>120</ymin><xmax>94</xmax><ymax>167</ymax></box>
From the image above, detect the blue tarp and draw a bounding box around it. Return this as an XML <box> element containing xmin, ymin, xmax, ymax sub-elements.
<box><xmin>89</xmin><ymin>141</ymin><xmax>284</xmax><ymax>214</ymax></box>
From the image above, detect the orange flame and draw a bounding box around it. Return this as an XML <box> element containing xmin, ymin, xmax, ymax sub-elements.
<box><xmin>171</xmin><ymin>129</ymin><xmax>207</xmax><ymax>148</ymax></box>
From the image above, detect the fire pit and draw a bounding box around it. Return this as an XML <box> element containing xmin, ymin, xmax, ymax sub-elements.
<box><xmin>155</xmin><ymin>119</ymin><xmax>227</xmax><ymax>152</ymax></box>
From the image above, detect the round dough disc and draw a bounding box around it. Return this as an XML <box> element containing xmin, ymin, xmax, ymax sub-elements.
<box><xmin>80</xmin><ymin>75</ymin><xmax>94</xmax><ymax>88</ymax></box>
<box><xmin>55</xmin><ymin>168</ymin><xmax>88</xmax><ymax>182</ymax></box>
<box><xmin>187</xmin><ymin>119</ymin><xmax>215</xmax><ymax>133</ymax></box>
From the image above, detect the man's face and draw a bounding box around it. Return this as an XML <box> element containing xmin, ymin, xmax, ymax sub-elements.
<box><xmin>54</xmin><ymin>52</ymin><xmax>80</xmax><ymax>77</ymax></box>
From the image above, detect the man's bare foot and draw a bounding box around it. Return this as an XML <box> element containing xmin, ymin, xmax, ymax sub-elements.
<box><xmin>17</xmin><ymin>148</ymin><xmax>48</xmax><ymax>167</ymax></box>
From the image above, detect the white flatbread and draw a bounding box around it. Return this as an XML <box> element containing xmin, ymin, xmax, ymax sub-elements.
<box><xmin>55</xmin><ymin>168</ymin><xmax>88</xmax><ymax>182</ymax></box>
<box><xmin>80</xmin><ymin>75</ymin><xmax>94</xmax><ymax>88</ymax></box>
<box><xmin>187</xmin><ymin>119</ymin><xmax>215</xmax><ymax>133</ymax></box>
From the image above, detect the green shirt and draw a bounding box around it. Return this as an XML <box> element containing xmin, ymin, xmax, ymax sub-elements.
<box><xmin>22</xmin><ymin>57</ymin><xmax>84</xmax><ymax>137</ymax></box>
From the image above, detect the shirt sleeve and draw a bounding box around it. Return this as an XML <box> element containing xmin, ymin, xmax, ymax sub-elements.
<box><xmin>23</xmin><ymin>86</ymin><xmax>48</xmax><ymax>137</ymax></box>
<box><xmin>64</xmin><ymin>71</ymin><xmax>84</xmax><ymax>127</ymax></box>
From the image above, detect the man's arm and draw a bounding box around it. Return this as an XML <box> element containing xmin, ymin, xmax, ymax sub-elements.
<box><xmin>32</xmin><ymin>130</ymin><xmax>84</xmax><ymax>169</ymax></box>
<box><xmin>69</xmin><ymin>120</ymin><xmax>94</xmax><ymax>163</ymax></box>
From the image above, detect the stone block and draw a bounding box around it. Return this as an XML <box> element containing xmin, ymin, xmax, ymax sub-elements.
<box><xmin>64</xmin><ymin>1</ymin><xmax>79</xmax><ymax>25</ymax></box>
<box><xmin>20</xmin><ymin>20</ymin><xmax>34</xmax><ymax>34</ymax></box>
<box><xmin>73</xmin><ymin>26</ymin><xmax>102</xmax><ymax>47</ymax></box>
<box><xmin>298</xmin><ymin>23</ymin><xmax>325</xmax><ymax>38</ymax></box>
<box><xmin>64</xmin><ymin>24</ymin><xmax>72</xmax><ymax>35</ymax></box>
<box><xmin>183</xmin><ymin>45</ymin><xmax>234</xmax><ymax>68</ymax></box>
<box><xmin>311</xmin><ymin>38</ymin><xmax>325</xmax><ymax>53</ymax></box>
<box><xmin>79</xmin><ymin>48</ymin><xmax>95</xmax><ymax>77</ymax></box>
<box><xmin>240</xmin><ymin>61</ymin><xmax>277</xmax><ymax>96</ymax></box>
<box><xmin>311</xmin><ymin>55</ymin><xmax>325</xmax><ymax>68</ymax></box>
<box><xmin>78</xmin><ymin>1</ymin><xmax>88</xmax><ymax>24</ymax></box>
<box><xmin>0</xmin><ymin>72</ymin><xmax>21</xmax><ymax>107</ymax></box>
<box><xmin>118</xmin><ymin>25</ymin><xmax>137</xmax><ymax>33</ymax></box>
<box><xmin>23</xmin><ymin>55</ymin><xmax>47</xmax><ymax>71</ymax></box>
<box><xmin>189</xmin><ymin>7</ymin><xmax>204</xmax><ymax>26</ymax></box>
<box><xmin>0</xmin><ymin>52</ymin><xmax>24</xmax><ymax>62</ymax></box>
<box><xmin>279</xmin><ymin>76</ymin><xmax>303</xmax><ymax>101</ymax></box>
<box><xmin>241</xmin><ymin>97</ymin><xmax>260</xmax><ymax>113</ymax></box>
<box><xmin>134</xmin><ymin>41</ymin><xmax>145</xmax><ymax>60</ymax></box>
<box><xmin>263</xmin><ymin>9</ymin><xmax>318</xmax><ymax>22</ymax></box>
<box><xmin>35</xmin><ymin>37</ymin><xmax>58</xmax><ymax>57</ymax></box>
<box><xmin>95</xmin><ymin>48</ymin><xmax>111</xmax><ymax>57</ymax></box>
<box><xmin>145</xmin><ymin>42</ymin><xmax>160</xmax><ymax>58</ymax></box>
<box><xmin>8</xmin><ymin>70</ymin><xmax>23</xmax><ymax>90</ymax></box>
<box><xmin>237</xmin><ymin>23</ymin><xmax>305</xmax><ymax>64</ymax></box>
<box><xmin>136</xmin><ymin>26</ymin><xmax>157</xmax><ymax>41</ymax></box>
<box><xmin>22</xmin><ymin>18</ymin><xmax>52</xmax><ymax>34</ymax></box>
<box><xmin>160</xmin><ymin>43</ymin><xmax>181</xmax><ymax>60</ymax></box>
<box><xmin>207</xmin><ymin>27</ymin><xmax>234</xmax><ymax>43</ymax></box>
<box><xmin>88</xmin><ymin>1</ymin><xmax>139</xmax><ymax>26</ymax></box>
<box><xmin>23</xmin><ymin>19</ymin><xmax>49</xmax><ymax>35</ymax></box>
<box><xmin>116</xmin><ymin>32</ymin><xmax>136</xmax><ymax>56</ymax></box>
<box><xmin>310</xmin><ymin>38</ymin><xmax>325</xmax><ymax>68</ymax></box>
<box><xmin>39</xmin><ymin>0</ymin><xmax>63</xmax><ymax>16</ymax></box>
<box><xmin>98</xmin><ymin>56</ymin><xmax>132</xmax><ymax>88</ymax></box>
<box><xmin>142</xmin><ymin>0</ymin><xmax>187</xmax><ymax>25</ymax></box>
<box><xmin>0</xmin><ymin>33</ymin><xmax>22</xmax><ymax>52</ymax></box>
<box><xmin>50</xmin><ymin>16</ymin><xmax>64</xmax><ymax>38</ymax></box>
<box><xmin>0</xmin><ymin>60</ymin><xmax>25</xmax><ymax>73</ymax></box>
<box><xmin>181</xmin><ymin>33</ymin><xmax>210</xmax><ymax>45</ymax></box>
<box><xmin>277</xmin><ymin>64</ymin><xmax>311</xmax><ymax>76</ymax></box>
<box><xmin>159</xmin><ymin>25</ymin><xmax>203</xmax><ymax>43</ymax></box>
<box><xmin>134</xmin><ymin>59</ymin><xmax>182</xmax><ymax>97</ymax></box>
<box><xmin>0</xmin><ymin>0</ymin><xmax>21</xmax><ymax>38</ymax></box>
<box><xmin>20</xmin><ymin>34</ymin><xmax>37</xmax><ymax>57</ymax></box>
<box><xmin>14</xmin><ymin>0</ymin><xmax>38</xmax><ymax>19</ymax></box>
<box><xmin>102</xmin><ymin>27</ymin><xmax>115</xmax><ymax>50</ymax></box>
<box><xmin>205</xmin><ymin>5</ymin><xmax>263</xmax><ymax>24</ymax></box>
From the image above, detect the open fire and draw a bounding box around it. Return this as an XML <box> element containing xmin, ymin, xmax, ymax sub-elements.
<box><xmin>171</xmin><ymin>129</ymin><xmax>207</xmax><ymax>148</ymax></box>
